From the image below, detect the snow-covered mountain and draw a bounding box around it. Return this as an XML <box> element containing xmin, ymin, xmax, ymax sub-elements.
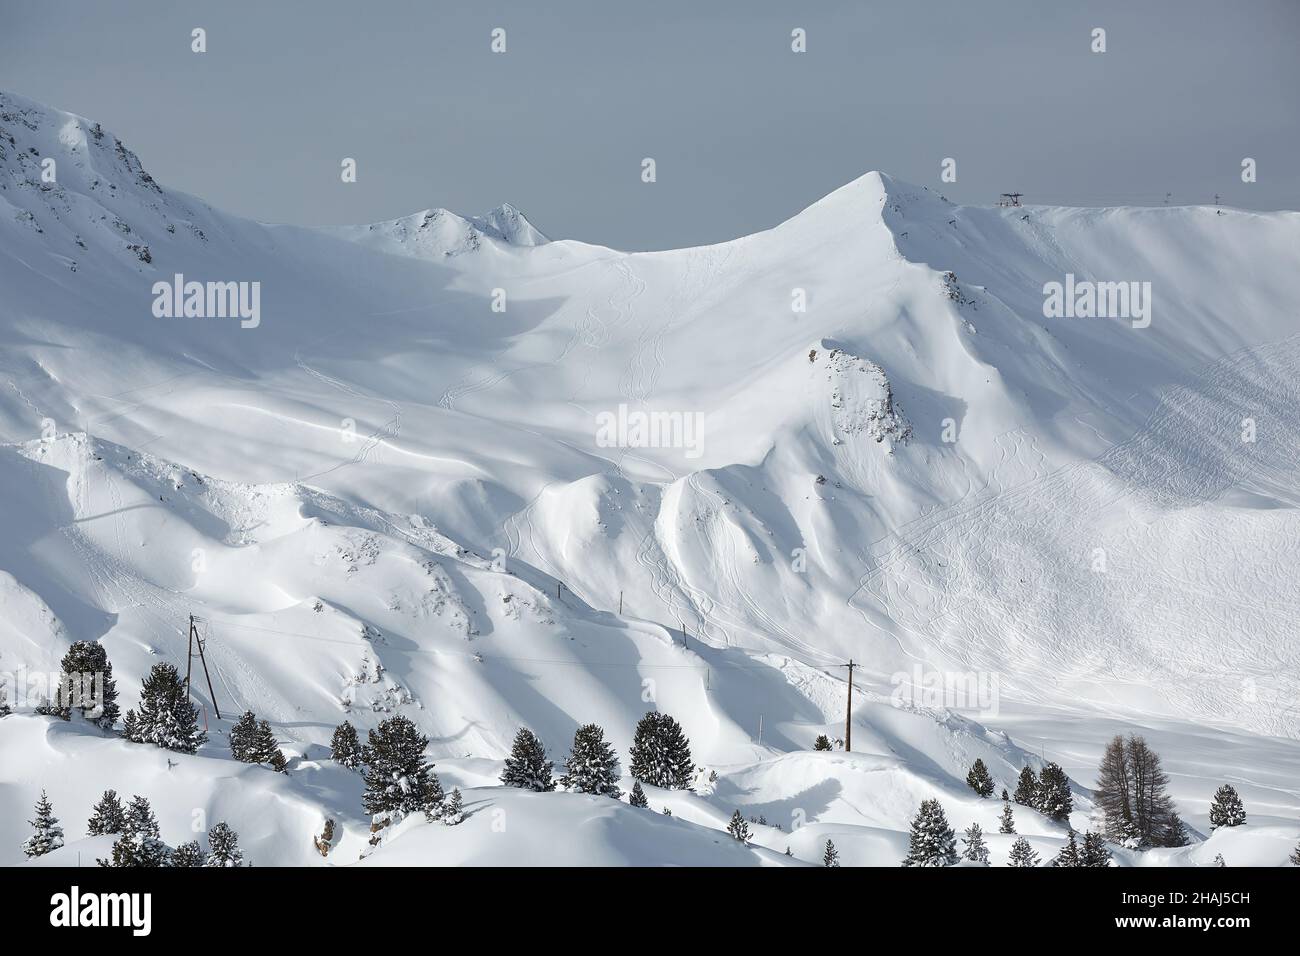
<box><xmin>2</xmin><ymin>89</ymin><xmax>1298</xmax><ymax>867</ymax></box>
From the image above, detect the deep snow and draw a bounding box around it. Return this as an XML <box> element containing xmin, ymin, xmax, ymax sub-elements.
<box><xmin>2</xmin><ymin>90</ymin><xmax>1298</xmax><ymax>866</ymax></box>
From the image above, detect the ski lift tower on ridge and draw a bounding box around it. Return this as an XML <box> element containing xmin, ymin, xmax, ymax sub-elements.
<box><xmin>998</xmin><ymin>192</ymin><xmax>1023</xmax><ymax>207</ymax></box>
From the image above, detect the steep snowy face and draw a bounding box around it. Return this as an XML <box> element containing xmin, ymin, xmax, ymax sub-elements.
<box><xmin>2</xmin><ymin>91</ymin><xmax>1300</xmax><ymax>869</ymax></box>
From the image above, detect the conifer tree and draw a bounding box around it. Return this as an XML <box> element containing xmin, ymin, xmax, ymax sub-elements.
<box><xmin>0</xmin><ymin>685</ymin><xmax>10</xmax><ymax>717</ymax></box>
<box><xmin>1094</xmin><ymin>734</ymin><xmax>1186</xmax><ymax>847</ymax></box>
<box><xmin>1036</xmin><ymin>762</ymin><xmax>1073</xmax><ymax>822</ymax></box>
<box><xmin>628</xmin><ymin>780</ymin><xmax>649</xmax><ymax>809</ymax></box>
<box><xmin>205</xmin><ymin>822</ymin><xmax>244</xmax><ymax>867</ymax></box>
<box><xmin>1080</xmin><ymin>830</ymin><xmax>1112</xmax><ymax>867</ymax></box>
<box><xmin>1001</xmin><ymin>788</ymin><xmax>1009</xmax><ymax>801</ymax></box>
<box><xmin>813</xmin><ymin>734</ymin><xmax>832</xmax><ymax>752</ymax></box>
<box><xmin>441</xmin><ymin>788</ymin><xmax>464</xmax><ymax>826</ymax></box>
<box><xmin>999</xmin><ymin>796</ymin><xmax>1016</xmax><ymax>834</ymax></box>
<box><xmin>331</xmin><ymin>720</ymin><xmax>363</xmax><ymax>769</ymax></box>
<box><xmin>122</xmin><ymin>662</ymin><xmax>206</xmax><ymax>754</ymax></box>
<box><xmin>902</xmin><ymin>799</ymin><xmax>958</xmax><ymax>867</ymax></box>
<box><xmin>823</xmin><ymin>839</ymin><xmax>840</xmax><ymax>867</ymax></box>
<box><xmin>662</xmin><ymin>806</ymin><xmax>672</xmax><ymax>816</ymax></box>
<box><xmin>87</xmin><ymin>789</ymin><xmax>127</xmax><ymax>836</ymax></box>
<box><xmin>559</xmin><ymin>723</ymin><xmax>622</xmax><ymax>798</ymax></box>
<box><xmin>1013</xmin><ymin>765</ymin><xmax>1038</xmax><ymax>807</ymax></box>
<box><xmin>362</xmin><ymin>715</ymin><xmax>444</xmax><ymax>820</ymax></box>
<box><xmin>1053</xmin><ymin>829</ymin><xmax>1081</xmax><ymax>867</ymax></box>
<box><xmin>22</xmin><ymin>790</ymin><xmax>64</xmax><ymax>858</ymax></box>
<box><xmin>59</xmin><ymin>640</ymin><xmax>120</xmax><ymax>729</ymax></box>
<box><xmin>962</xmin><ymin>823</ymin><xmax>990</xmax><ymax>865</ymax></box>
<box><xmin>1213</xmin><ymin>853</ymin><xmax>1226</xmax><ymax>867</ymax></box>
<box><xmin>727</xmin><ymin>809</ymin><xmax>751</xmax><ymax>843</ymax></box>
<box><xmin>1291</xmin><ymin>838</ymin><xmax>1300</xmax><ymax>866</ymax></box>
<box><xmin>254</xmin><ymin>717</ymin><xmax>287</xmax><ymax>771</ymax></box>
<box><xmin>1209</xmin><ymin>784</ymin><xmax>1246</xmax><ymax>829</ymax></box>
<box><xmin>100</xmin><ymin>795</ymin><xmax>170</xmax><ymax>867</ymax></box>
<box><xmin>170</xmin><ymin>840</ymin><xmax>206</xmax><ymax>867</ymax></box>
<box><xmin>500</xmin><ymin>727</ymin><xmax>555</xmax><ymax>792</ymax></box>
<box><xmin>229</xmin><ymin>710</ymin><xmax>260</xmax><ymax>761</ymax></box>
<box><xmin>1008</xmin><ymin>836</ymin><xmax>1040</xmax><ymax>867</ymax></box>
<box><xmin>229</xmin><ymin>711</ymin><xmax>286</xmax><ymax>770</ymax></box>
<box><xmin>629</xmin><ymin>711</ymin><xmax>694</xmax><ymax>790</ymax></box>
<box><xmin>965</xmin><ymin>758</ymin><xmax>996</xmax><ymax>798</ymax></box>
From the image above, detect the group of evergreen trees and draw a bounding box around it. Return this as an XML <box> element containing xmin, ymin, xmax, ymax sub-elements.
<box><xmin>229</xmin><ymin>710</ymin><xmax>288</xmax><ymax>771</ymax></box>
<box><xmin>21</xmin><ymin>788</ymin><xmax>244</xmax><ymax>866</ymax></box>
<box><xmin>1012</xmin><ymin>761</ymin><xmax>1073</xmax><ymax>822</ymax></box>
<box><xmin>899</xmin><ymin>795</ymin><xmax>1111</xmax><ymax>868</ymax></box>
<box><xmin>329</xmin><ymin>716</ymin><xmax>463</xmax><ymax>830</ymax></box>
<box><xmin>1050</xmin><ymin>828</ymin><xmax>1112</xmax><ymax>867</ymax></box>
<box><xmin>494</xmin><ymin>710</ymin><xmax>695</xmax><ymax>807</ymax></box>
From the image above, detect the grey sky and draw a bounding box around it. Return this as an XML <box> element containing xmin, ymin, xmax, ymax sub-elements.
<box><xmin>3</xmin><ymin>0</ymin><xmax>1296</xmax><ymax>250</ymax></box>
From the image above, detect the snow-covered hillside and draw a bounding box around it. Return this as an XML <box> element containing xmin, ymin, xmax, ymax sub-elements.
<box><xmin>2</xmin><ymin>90</ymin><xmax>1298</xmax><ymax>867</ymax></box>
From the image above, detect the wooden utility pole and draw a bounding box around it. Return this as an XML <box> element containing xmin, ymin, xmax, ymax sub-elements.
<box><xmin>184</xmin><ymin>615</ymin><xmax>195</xmax><ymax>699</ymax></box>
<box><xmin>844</xmin><ymin>659</ymin><xmax>855</xmax><ymax>752</ymax></box>
<box><xmin>185</xmin><ymin>614</ymin><xmax>222</xmax><ymax>719</ymax></box>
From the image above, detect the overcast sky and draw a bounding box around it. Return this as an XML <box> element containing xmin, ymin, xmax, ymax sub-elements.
<box><xmin>3</xmin><ymin>0</ymin><xmax>1296</xmax><ymax>250</ymax></box>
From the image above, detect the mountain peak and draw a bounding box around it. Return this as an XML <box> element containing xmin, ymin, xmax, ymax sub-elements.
<box><xmin>469</xmin><ymin>203</ymin><xmax>548</xmax><ymax>246</ymax></box>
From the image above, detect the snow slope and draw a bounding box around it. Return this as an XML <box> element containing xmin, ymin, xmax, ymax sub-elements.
<box><xmin>2</xmin><ymin>90</ymin><xmax>1298</xmax><ymax>866</ymax></box>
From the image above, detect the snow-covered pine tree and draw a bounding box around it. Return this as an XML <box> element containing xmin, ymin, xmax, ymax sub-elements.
<box><xmin>500</xmin><ymin>727</ymin><xmax>555</xmax><ymax>792</ymax></box>
<box><xmin>629</xmin><ymin>711</ymin><xmax>695</xmax><ymax>790</ymax></box>
<box><xmin>559</xmin><ymin>723</ymin><xmax>622</xmax><ymax>798</ymax></box>
<box><xmin>1013</xmin><ymin>765</ymin><xmax>1038</xmax><ymax>807</ymax></box>
<box><xmin>1291</xmin><ymin>838</ymin><xmax>1300</xmax><ymax>866</ymax></box>
<box><xmin>254</xmin><ymin>717</ymin><xmax>287</xmax><ymax>771</ymax></box>
<box><xmin>999</xmin><ymin>796</ymin><xmax>1016</xmax><ymax>834</ymax></box>
<box><xmin>87</xmin><ymin>789</ymin><xmax>127</xmax><ymax>835</ymax></box>
<box><xmin>1080</xmin><ymin>830</ymin><xmax>1112</xmax><ymax>867</ymax></box>
<box><xmin>966</xmin><ymin>758</ymin><xmax>995</xmax><ymax>798</ymax></box>
<box><xmin>1036</xmin><ymin>762</ymin><xmax>1073</xmax><ymax>822</ymax></box>
<box><xmin>100</xmin><ymin>795</ymin><xmax>170</xmax><ymax>867</ymax></box>
<box><xmin>330</xmin><ymin>720</ymin><xmax>363</xmax><ymax>769</ymax></box>
<box><xmin>59</xmin><ymin>640</ymin><xmax>120</xmax><ymax>729</ymax></box>
<box><xmin>823</xmin><ymin>839</ymin><xmax>840</xmax><ymax>867</ymax></box>
<box><xmin>1053</xmin><ymin>829</ymin><xmax>1081</xmax><ymax>867</ymax></box>
<box><xmin>441</xmin><ymin>788</ymin><xmax>464</xmax><ymax>826</ymax></box>
<box><xmin>22</xmin><ymin>790</ymin><xmax>64</xmax><ymax>858</ymax></box>
<box><xmin>229</xmin><ymin>710</ymin><xmax>259</xmax><ymax>761</ymax></box>
<box><xmin>1001</xmin><ymin>788</ymin><xmax>1010</xmax><ymax>801</ymax></box>
<box><xmin>205</xmin><ymin>822</ymin><xmax>244</xmax><ymax>867</ymax></box>
<box><xmin>0</xmin><ymin>684</ymin><xmax>10</xmax><ymax>717</ymax></box>
<box><xmin>122</xmin><ymin>662</ymin><xmax>206</xmax><ymax>754</ymax></box>
<box><xmin>727</xmin><ymin>809</ymin><xmax>751</xmax><ymax>843</ymax></box>
<box><xmin>1209</xmin><ymin>784</ymin><xmax>1246</xmax><ymax>829</ymax></box>
<box><xmin>1008</xmin><ymin>836</ymin><xmax>1040</xmax><ymax>867</ymax></box>
<box><xmin>661</xmin><ymin>806</ymin><xmax>672</xmax><ymax>816</ymax></box>
<box><xmin>813</xmin><ymin>734</ymin><xmax>832</xmax><ymax>751</ymax></box>
<box><xmin>902</xmin><ymin>799</ymin><xmax>958</xmax><ymax>867</ymax></box>
<box><xmin>962</xmin><ymin>823</ymin><xmax>990</xmax><ymax>865</ymax></box>
<box><xmin>628</xmin><ymin>780</ymin><xmax>649</xmax><ymax>808</ymax></box>
<box><xmin>362</xmin><ymin>715</ymin><xmax>444</xmax><ymax>822</ymax></box>
<box><xmin>170</xmin><ymin>840</ymin><xmax>206</xmax><ymax>867</ymax></box>
<box><xmin>1213</xmin><ymin>853</ymin><xmax>1226</xmax><ymax>867</ymax></box>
